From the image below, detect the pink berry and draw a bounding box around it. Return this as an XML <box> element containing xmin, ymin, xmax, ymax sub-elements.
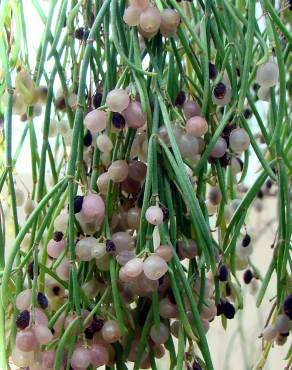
<box><xmin>143</xmin><ymin>254</ymin><xmax>168</xmax><ymax>280</ymax></box>
<box><xmin>82</xmin><ymin>193</ymin><xmax>105</xmax><ymax>222</ymax></box>
<box><xmin>186</xmin><ymin>116</ymin><xmax>208</xmax><ymax>137</ymax></box>
<box><xmin>84</xmin><ymin>109</ymin><xmax>107</xmax><ymax>134</ymax></box>
<box><xmin>145</xmin><ymin>206</ymin><xmax>164</xmax><ymax>225</ymax></box>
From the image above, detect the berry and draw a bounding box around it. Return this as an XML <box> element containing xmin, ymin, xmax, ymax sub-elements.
<box><xmin>257</xmin><ymin>189</ymin><xmax>264</xmax><ymax>199</ymax></box>
<box><xmin>27</xmin><ymin>261</ymin><xmax>38</xmax><ymax>280</ymax></box>
<box><xmin>243</xmin><ymin>108</ymin><xmax>252</xmax><ymax>119</ymax></box>
<box><xmin>218</xmin><ymin>264</ymin><xmax>229</xmax><ymax>282</ymax></box>
<box><xmin>162</xmin><ymin>207</ymin><xmax>169</xmax><ymax>221</ymax></box>
<box><xmin>106</xmin><ymin>240</ymin><xmax>116</xmax><ymax>253</ymax></box>
<box><xmin>74</xmin><ymin>27</ymin><xmax>84</xmax><ymax>40</ymax></box>
<box><xmin>283</xmin><ymin>295</ymin><xmax>292</xmax><ymax>319</ymax></box>
<box><xmin>112</xmin><ymin>112</ymin><xmax>126</xmax><ymax>129</ymax></box>
<box><xmin>222</xmin><ymin>301</ymin><xmax>235</xmax><ymax>319</ymax></box>
<box><xmin>208</xmin><ymin>62</ymin><xmax>217</xmax><ymax>80</ymax></box>
<box><xmin>83</xmin><ymin>131</ymin><xmax>92</xmax><ymax>147</ymax></box>
<box><xmin>174</xmin><ymin>91</ymin><xmax>186</xmax><ymax>107</ymax></box>
<box><xmin>73</xmin><ymin>195</ymin><xmax>84</xmax><ymax>214</ymax></box>
<box><xmin>92</xmin><ymin>92</ymin><xmax>102</xmax><ymax>109</ymax></box>
<box><xmin>16</xmin><ymin>310</ymin><xmax>30</xmax><ymax>330</ymax></box>
<box><xmin>243</xmin><ymin>269</ymin><xmax>253</xmax><ymax>284</ymax></box>
<box><xmin>242</xmin><ymin>234</ymin><xmax>251</xmax><ymax>247</ymax></box>
<box><xmin>52</xmin><ymin>231</ymin><xmax>63</xmax><ymax>242</ymax></box>
<box><xmin>37</xmin><ymin>292</ymin><xmax>48</xmax><ymax>309</ymax></box>
<box><xmin>213</xmin><ymin>83</ymin><xmax>226</xmax><ymax>99</ymax></box>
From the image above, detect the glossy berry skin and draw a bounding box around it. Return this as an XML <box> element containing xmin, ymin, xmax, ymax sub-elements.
<box><xmin>83</xmin><ymin>131</ymin><xmax>93</xmax><ymax>147</ymax></box>
<box><xmin>218</xmin><ymin>264</ymin><xmax>229</xmax><ymax>282</ymax></box>
<box><xmin>92</xmin><ymin>91</ymin><xmax>102</xmax><ymax>109</ymax></box>
<box><xmin>106</xmin><ymin>240</ymin><xmax>116</xmax><ymax>253</ymax></box>
<box><xmin>208</xmin><ymin>62</ymin><xmax>217</xmax><ymax>79</ymax></box>
<box><xmin>283</xmin><ymin>295</ymin><xmax>292</xmax><ymax>319</ymax></box>
<box><xmin>16</xmin><ymin>310</ymin><xmax>30</xmax><ymax>330</ymax></box>
<box><xmin>243</xmin><ymin>269</ymin><xmax>253</xmax><ymax>284</ymax></box>
<box><xmin>222</xmin><ymin>301</ymin><xmax>235</xmax><ymax>319</ymax></box>
<box><xmin>242</xmin><ymin>234</ymin><xmax>251</xmax><ymax>247</ymax></box>
<box><xmin>52</xmin><ymin>231</ymin><xmax>63</xmax><ymax>242</ymax></box>
<box><xmin>73</xmin><ymin>195</ymin><xmax>84</xmax><ymax>214</ymax></box>
<box><xmin>37</xmin><ymin>292</ymin><xmax>48</xmax><ymax>309</ymax></box>
<box><xmin>213</xmin><ymin>83</ymin><xmax>226</xmax><ymax>99</ymax></box>
<box><xmin>112</xmin><ymin>112</ymin><xmax>126</xmax><ymax>129</ymax></box>
<box><xmin>74</xmin><ymin>27</ymin><xmax>84</xmax><ymax>40</ymax></box>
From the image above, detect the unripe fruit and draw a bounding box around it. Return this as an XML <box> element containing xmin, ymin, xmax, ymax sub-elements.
<box><xmin>139</xmin><ymin>7</ymin><xmax>161</xmax><ymax>34</ymax></box>
<box><xmin>56</xmin><ymin>256</ymin><xmax>70</xmax><ymax>280</ymax></box>
<box><xmin>112</xmin><ymin>231</ymin><xmax>132</xmax><ymax>253</ymax></box>
<box><xmin>143</xmin><ymin>254</ymin><xmax>168</xmax><ymax>280</ymax></box>
<box><xmin>24</xmin><ymin>198</ymin><xmax>36</xmax><ymax>215</ymax></box>
<box><xmin>126</xmin><ymin>207</ymin><xmax>141</xmax><ymax>229</ymax></box>
<box><xmin>208</xmin><ymin>186</ymin><xmax>222</xmax><ymax>206</ymax></box>
<box><xmin>183</xmin><ymin>100</ymin><xmax>201</xmax><ymax>119</ymax></box>
<box><xmin>11</xmin><ymin>347</ymin><xmax>35</xmax><ymax>367</ymax></box>
<box><xmin>15</xmin><ymin>329</ymin><xmax>37</xmax><ymax>352</ymax></box>
<box><xmin>106</xmin><ymin>89</ymin><xmax>129</xmax><ymax>113</ymax></box>
<box><xmin>210</xmin><ymin>137</ymin><xmax>227</xmax><ymax>158</ymax></box>
<box><xmin>145</xmin><ymin>206</ymin><xmax>164</xmax><ymax>225</ymax></box>
<box><xmin>108</xmin><ymin>160</ymin><xmax>129</xmax><ymax>183</ymax></box>
<box><xmin>212</xmin><ymin>83</ymin><xmax>231</xmax><ymax>106</ymax></box>
<box><xmin>96</xmin><ymin>133</ymin><xmax>113</xmax><ymax>153</ymax></box>
<box><xmin>123</xmin><ymin>6</ymin><xmax>142</xmax><ymax>26</ymax></box>
<box><xmin>128</xmin><ymin>160</ymin><xmax>147</xmax><ymax>183</ymax></box>
<box><xmin>258</xmin><ymin>86</ymin><xmax>270</xmax><ymax>102</ymax></box>
<box><xmin>186</xmin><ymin>116</ymin><xmax>208</xmax><ymax>137</ymax></box>
<box><xmin>90</xmin><ymin>343</ymin><xmax>109</xmax><ymax>367</ymax></box>
<box><xmin>102</xmin><ymin>320</ymin><xmax>121</xmax><ymax>343</ymax></box>
<box><xmin>116</xmin><ymin>250</ymin><xmax>135</xmax><ymax>266</ymax></box>
<box><xmin>177</xmin><ymin>133</ymin><xmax>199</xmax><ymax>158</ymax></box>
<box><xmin>32</xmin><ymin>324</ymin><xmax>53</xmax><ymax>345</ymax></box>
<box><xmin>150</xmin><ymin>323</ymin><xmax>169</xmax><ymax>344</ymax></box>
<box><xmin>97</xmin><ymin>172</ymin><xmax>110</xmax><ymax>195</ymax></box>
<box><xmin>15</xmin><ymin>188</ymin><xmax>25</xmax><ymax>207</ymax></box>
<box><xmin>71</xmin><ymin>346</ymin><xmax>92</xmax><ymax>369</ymax></box>
<box><xmin>160</xmin><ymin>9</ymin><xmax>180</xmax><ymax>37</ymax></box>
<box><xmin>123</xmin><ymin>257</ymin><xmax>144</xmax><ymax>278</ymax></box>
<box><xmin>263</xmin><ymin>325</ymin><xmax>277</xmax><ymax>341</ymax></box>
<box><xmin>275</xmin><ymin>314</ymin><xmax>291</xmax><ymax>333</ymax></box>
<box><xmin>130</xmin><ymin>0</ymin><xmax>149</xmax><ymax>9</ymax></box>
<box><xmin>84</xmin><ymin>109</ymin><xmax>107</xmax><ymax>134</ymax></box>
<box><xmin>76</xmin><ymin>237</ymin><xmax>98</xmax><ymax>261</ymax></box>
<box><xmin>54</xmin><ymin>213</ymin><xmax>68</xmax><ymax>233</ymax></box>
<box><xmin>155</xmin><ymin>245</ymin><xmax>173</xmax><ymax>262</ymax></box>
<box><xmin>256</xmin><ymin>61</ymin><xmax>279</xmax><ymax>87</ymax></box>
<box><xmin>82</xmin><ymin>193</ymin><xmax>105</xmax><ymax>222</ymax></box>
<box><xmin>47</xmin><ymin>239</ymin><xmax>66</xmax><ymax>259</ymax></box>
<box><xmin>229</xmin><ymin>128</ymin><xmax>250</xmax><ymax>153</ymax></box>
<box><xmin>16</xmin><ymin>289</ymin><xmax>32</xmax><ymax>311</ymax></box>
<box><xmin>91</xmin><ymin>242</ymin><xmax>107</xmax><ymax>259</ymax></box>
<box><xmin>122</xmin><ymin>101</ymin><xmax>146</xmax><ymax>128</ymax></box>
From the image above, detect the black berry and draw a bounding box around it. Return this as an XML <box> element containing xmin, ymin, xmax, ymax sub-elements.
<box><xmin>222</xmin><ymin>301</ymin><xmax>235</xmax><ymax>319</ymax></box>
<box><xmin>208</xmin><ymin>62</ymin><xmax>217</xmax><ymax>80</ymax></box>
<box><xmin>53</xmin><ymin>231</ymin><xmax>63</xmax><ymax>242</ymax></box>
<box><xmin>243</xmin><ymin>108</ymin><xmax>252</xmax><ymax>119</ymax></box>
<box><xmin>243</xmin><ymin>269</ymin><xmax>253</xmax><ymax>284</ymax></box>
<box><xmin>112</xmin><ymin>112</ymin><xmax>125</xmax><ymax>129</ymax></box>
<box><xmin>92</xmin><ymin>92</ymin><xmax>102</xmax><ymax>109</ymax></box>
<box><xmin>83</xmin><ymin>131</ymin><xmax>92</xmax><ymax>147</ymax></box>
<box><xmin>16</xmin><ymin>310</ymin><xmax>30</xmax><ymax>330</ymax></box>
<box><xmin>162</xmin><ymin>207</ymin><xmax>169</xmax><ymax>221</ymax></box>
<box><xmin>74</xmin><ymin>195</ymin><xmax>84</xmax><ymax>214</ymax></box>
<box><xmin>106</xmin><ymin>240</ymin><xmax>116</xmax><ymax>253</ymax></box>
<box><xmin>174</xmin><ymin>91</ymin><xmax>186</xmax><ymax>107</ymax></box>
<box><xmin>74</xmin><ymin>27</ymin><xmax>84</xmax><ymax>40</ymax></box>
<box><xmin>218</xmin><ymin>264</ymin><xmax>229</xmax><ymax>282</ymax></box>
<box><xmin>242</xmin><ymin>234</ymin><xmax>251</xmax><ymax>247</ymax></box>
<box><xmin>283</xmin><ymin>295</ymin><xmax>292</xmax><ymax>319</ymax></box>
<box><xmin>37</xmin><ymin>292</ymin><xmax>48</xmax><ymax>309</ymax></box>
<box><xmin>213</xmin><ymin>83</ymin><xmax>226</xmax><ymax>99</ymax></box>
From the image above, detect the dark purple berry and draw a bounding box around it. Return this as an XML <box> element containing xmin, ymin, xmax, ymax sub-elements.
<box><xmin>219</xmin><ymin>152</ymin><xmax>231</xmax><ymax>167</ymax></box>
<box><xmin>225</xmin><ymin>283</ymin><xmax>232</xmax><ymax>296</ymax></box>
<box><xmin>53</xmin><ymin>231</ymin><xmax>63</xmax><ymax>242</ymax></box>
<box><xmin>192</xmin><ymin>361</ymin><xmax>202</xmax><ymax>370</ymax></box>
<box><xmin>174</xmin><ymin>91</ymin><xmax>186</xmax><ymax>107</ymax></box>
<box><xmin>216</xmin><ymin>302</ymin><xmax>223</xmax><ymax>316</ymax></box>
<box><xmin>112</xmin><ymin>112</ymin><xmax>125</xmax><ymax>129</ymax></box>
<box><xmin>257</xmin><ymin>189</ymin><xmax>264</xmax><ymax>199</ymax></box>
<box><xmin>242</xmin><ymin>234</ymin><xmax>251</xmax><ymax>247</ymax></box>
<box><xmin>283</xmin><ymin>295</ymin><xmax>292</xmax><ymax>319</ymax></box>
<box><xmin>84</xmin><ymin>326</ymin><xmax>94</xmax><ymax>339</ymax></box>
<box><xmin>91</xmin><ymin>318</ymin><xmax>104</xmax><ymax>332</ymax></box>
<box><xmin>208</xmin><ymin>62</ymin><xmax>217</xmax><ymax>80</ymax></box>
<box><xmin>16</xmin><ymin>310</ymin><xmax>30</xmax><ymax>330</ymax></box>
<box><xmin>243</xmin><ymin>269</ymin><xmax>253</xmax><ymax>284</ymax></box>
<box><xmin>266</xmin><ymin>179</ymin><xmax>272</xmax><ymax>189</ymax></box>
<box><xmin>92</xmin><ymin>92</ymin><xmax>103</xmax><ymax>109</ymax></box>
<box><xmin>27</xmin><ymin>261</ymin><xmax>38</xmax><ymax>280</ymax></box>
<box><xmin>106</xmin><ymin>240</ymin><xmax>116</xmax><ymax>253</ymax></box>
<box><xmin>37</xmin><ymin>292</ymin><xmax>48</xmax><ymax>309</ymax></box>
<box><xmin>218</xmin><ymin>264</ymin><xmax>229</xmax><ymax>282</ymax></box>
<box><xmin>74</xmin><ymin>195</ymin><xmax>84</xmax><ymax>214</ymax></box>
<box><xmin>213</xmin><ymin>83</ymin><xmax>226</xmax><ymax>99</ymax></box>
<box><xmin>222</xmin><ymin>301</ymin><xmax>235</xmax><ymax>319</ymax></box>
<box><xmin>83</xmin><ymin>30</ymin><xmax>90</xmax><ymax>40</ymax></box>
<box><xmin>243</xmin><ymin>108</ymin><xmax>252</xmax><ymax>119</ymax></box>
<box><xmin>162</xmin><ymin>207</ymin><xmax>169</xmax><ymax>221</ymax></box>
<box><xmin>83</xmin><ymin>131</ymin><xmax>92</xmax><ymax>147</ymax></box>
<box><xmin>74</xmin><ymin>27</ymin><xmax>84</xmax><ymax>40</ymax></box>
<box><xmin>55</xmin><ymin>96</ymin><xmax>66</xmax><ymax>111</ymax></box>
<box><xmin>167</xmin><ymin>289</ymin><xmax>176</xmax><ymax>305</ymax></box>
